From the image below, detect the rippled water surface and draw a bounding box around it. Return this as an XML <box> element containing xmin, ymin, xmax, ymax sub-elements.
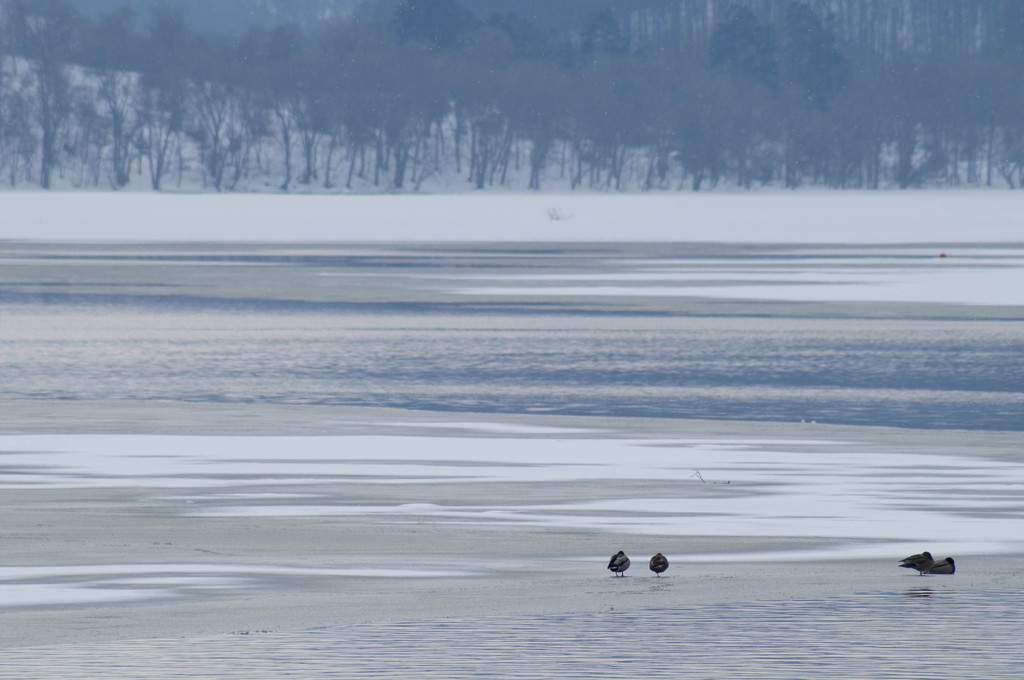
<box><xmin>3</xmin><ymin>241</ymin><xmax>1022</xmax><ymax>430</ymax></box>
<box><xmin>3</xmin><ymin>590</ymin><xmax>1022</xmax><ymax>679</ymax></box>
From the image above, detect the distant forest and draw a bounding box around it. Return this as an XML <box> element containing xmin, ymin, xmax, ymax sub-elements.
<box><xmin>2</xmin><ymin>0</ymin><xmax>1024</xmax><ymax>192</ymax></box>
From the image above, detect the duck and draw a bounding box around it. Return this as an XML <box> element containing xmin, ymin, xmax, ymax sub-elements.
<box><xmin>649</xmin><ymin>553</ymin><xmax>669</xmax><ymax>576</ymax></box>
<box><xmin>927</xmin><ymin>557</ymin><xmax>955</xmax><ymax>574</ymax></box>
<box><xmin>608</xmin><ymin>551</ymin><xmax>630</xmax><ymax>576</ymax></box>
<box><xmin>898</xmin><ymin>551</ymin><xmax>935</xmax><ymax>575</ymax></box>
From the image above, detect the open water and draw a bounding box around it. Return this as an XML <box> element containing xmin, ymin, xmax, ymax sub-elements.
<box><xmin>2</xmin><ymin>589</ymin><xmax>1023</xmax><ymax>679</ymax></box>
<box><xmin>2</xmin><ymin>241</ymin><xmax>1022</xmax><ymax>430</ymax></box>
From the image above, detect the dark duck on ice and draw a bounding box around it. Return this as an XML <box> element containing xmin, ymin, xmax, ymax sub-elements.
<box><xmin>649</xmin><ymin>553</ymin><xmax>669</xmax><ymax>576</ymax></box>
<box><xmin>898</xmin><ymin>551</ymin><xmax>935</xmax><ymax>575</ymax></box>
<box><xmin>608</xmin><ymin>551</ymin><xmax>630</xmax><ymax>576</ymax></box>
<box><xmin>927</xmin><ymin>557</ymin><xmax>955</xmax><ymax>574</ymax></box>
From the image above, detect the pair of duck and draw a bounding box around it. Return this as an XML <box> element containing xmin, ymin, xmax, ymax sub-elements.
<box><xmin>610</xmin><ymin>550</ymin><xmax>956</xmax><ymax>577</ymax></box>
<box><xmin>607</xmin><ymin>551</ymin><xmax>668</xmax><ymax>577</ymax></box>
<box><xmin>898</xmin><ymin>551</ymin><xmax>955</xmax><ymax>575</ymax></box>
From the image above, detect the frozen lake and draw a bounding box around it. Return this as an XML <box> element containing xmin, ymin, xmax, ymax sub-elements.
<box><xmin>2</xmin><ymin>228</ymin><xmax>1023</xmax><ymax>676</ymax></box>
<box><xmin>3</xmin><ymin>240</ymin><xmax>1022</xmax><ymax>430</ymax></box>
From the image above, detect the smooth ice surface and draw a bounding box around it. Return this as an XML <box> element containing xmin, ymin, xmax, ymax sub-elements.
<box><xmin>4</xmin><ymin>191</ymin><xmax>1024</xmax><ymax>243</ymax></box>
<box><xmin>0</xmin><ymin>562</ymin><xmax>474</xmax><ymax>608</ymax></box>
<box><xmin>0</xmin><ymin>583</ymin><xmax>173</xmax><ymax>607</ymax></box>
<box><xmin>380</xmin><ymin>421</ymin><xmax>604</xmax><ymax>435</ymax></box>
<box><xmin>456</xmin><ymin>247</ymin><xmax>1024</xmax><ymax>305</ymax></box>
<box><xmin>0</xmin><ymin>563</ymin><xmax>473</xmax><ymax>580</ymax></box>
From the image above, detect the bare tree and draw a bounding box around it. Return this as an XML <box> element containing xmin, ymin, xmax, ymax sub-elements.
<box><xmin>3</xmin><ymin>0</ymin><xmax>78</xmax><ymax>188</ymax></box>
<box><xmin>0</xmin><ymin>62</ymin><xmax>39</xmax><ymax>186</ymax></box>
<box><xmin>95</xmin><ymin>70</ymin><xmax>141</xmax><ymax>188</ymax></box>
<box><xmin>134</xmin><ymin>7</ymin><xmax>188</xmax><ymax>190</ymax></box>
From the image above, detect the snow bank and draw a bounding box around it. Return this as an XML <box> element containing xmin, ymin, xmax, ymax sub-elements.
<box><xmin>3</xmin><ymin>190</ymin><xmax>1022</xmax><ymax>243</ymax></box>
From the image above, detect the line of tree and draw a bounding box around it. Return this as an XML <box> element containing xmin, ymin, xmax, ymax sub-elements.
<box><xmin>2</xmin><ymin>0</ymin><xmax>1023</xmax><ymax>192</ymax></box>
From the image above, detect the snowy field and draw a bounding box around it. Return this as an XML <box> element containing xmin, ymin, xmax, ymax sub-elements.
<box><xmin>4</xmin><ymin>190</ymin><xmax>1024</xmax><ymax>243</ymax></box>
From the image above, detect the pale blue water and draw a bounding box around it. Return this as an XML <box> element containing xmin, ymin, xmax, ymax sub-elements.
<box><xmin>3</xmin><ymin>242</ymin><xmax>1022</xmax><ymax>430</ymax></box>
<box><xmin>2</xmin><ymin>589</ymin><xmax>1021</xmax><ymax>679</ymax></box>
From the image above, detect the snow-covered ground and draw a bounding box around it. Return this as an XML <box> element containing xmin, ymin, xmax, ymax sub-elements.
<box><xmin>3</xmin><ymin>190</ymin><xmax>1023</xmax><ymax>243</ymax></box>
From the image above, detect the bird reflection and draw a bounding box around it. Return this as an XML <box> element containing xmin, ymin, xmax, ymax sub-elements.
<box><xmin>905</xmin><ymin>587</ymin><xmax>934</xmax><ymax>598</ymax></box>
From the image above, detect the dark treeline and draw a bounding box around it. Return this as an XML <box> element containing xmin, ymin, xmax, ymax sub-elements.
<box><xmin>2</xmin><ymin>0</ymin><xmax>1023</xmax><ymax>192</ymax></box>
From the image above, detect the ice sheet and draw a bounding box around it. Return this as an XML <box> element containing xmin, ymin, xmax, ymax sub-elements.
<box><xmin>0</xmin><ymin>563</ymin><xmax>474</xmax><ymax>608</ymax></box>
<box><xmin>4</xmin><ymin>432</ymin><xmax>1023</xmax><ymax>560</ymax></box>
<box><xmin>455</xmin><ymin>254</ymin><xmax>1024</xmax><ymax>305</ymax></box>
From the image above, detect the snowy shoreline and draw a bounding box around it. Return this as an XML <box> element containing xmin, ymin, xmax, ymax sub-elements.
<box><xmin>4</xmin><ymin>190</ymin><xmax>1023</xmax><ymax>243</ymax></box>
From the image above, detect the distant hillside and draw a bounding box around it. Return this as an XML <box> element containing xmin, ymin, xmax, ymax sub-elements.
<box><xmin>62</xmin><ymin>0</ymin><xmax>629</xmax><ymax>35</ymax></box>
<box><xmin>65</xmin><ymin>0</ymin><xmax>364</xmax><ymax>34</ymax></box>
<box><xmin>4</xmin><ymin>0</ymin><xmax>1023</xmax><ymax>193</ymax></box>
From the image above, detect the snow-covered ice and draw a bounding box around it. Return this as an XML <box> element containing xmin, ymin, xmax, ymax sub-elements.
<box><xmin>0</xmin><ymin>563</ymin><xmax>472</xmax><ymax>608</ymax></box>
<box><xmin>456</xmin><ymin>249</ymin><xmax>1024</xmax><ymax>305</ymax></box>
<box><xmin>3</xmin><ymin>191</ymin><xmax>1023</xmax><ymax>243</ymax></box>
<box><xmin>4</xmin><ymin>431</ymin><xmax>1023</xmax><ymax>572</ymax></box>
